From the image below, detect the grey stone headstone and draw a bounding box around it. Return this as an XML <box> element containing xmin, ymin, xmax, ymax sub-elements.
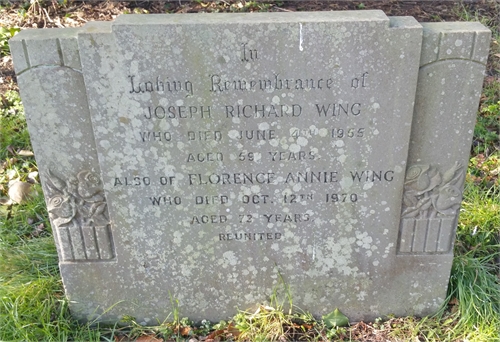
<box><xmin>10</xmin><ymin>11</ymin><xmax>490</xmax><ymax>324</ymax></box>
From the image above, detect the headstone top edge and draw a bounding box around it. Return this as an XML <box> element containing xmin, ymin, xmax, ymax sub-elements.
<box><xmin>10</xmin><ymin>27</ymin><xmax>81</xmax><ymax>41</ymax></box>
<box><xmin>112</xmin><ymin>10</ymin><xmax>389</xmax><ymax>26</ymax></box>
<box><xmin>80</xmin><ymin>21</ymin><xmax>113</xmax><ymax>34</ymax></box>
<box><xmin>422</xmin><ymin>21</ymin><xmax>491</xmax><ymax>33</ymax></box>
<box><xmin>389</xmin><ymin>16</ymin><xmax>422</xmax><ymax>29</ymax></box>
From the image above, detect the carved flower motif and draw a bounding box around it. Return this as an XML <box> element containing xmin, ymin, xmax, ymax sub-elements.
<box><xmin>47</xmin><ymin>195</ymin><xmax>75</xmax><ymax>222</ymax></box>
<box><xmin>49</xmin><ymin>195</ymin><xmax>63</xmax><ymax>207</ymax></box>
<box><xmin>46</xmin><ymin>169</ymin><xmax>110</xmax><ymax>227</ymax></box>
<box><xmin>405</xmin><ymin>165</ymin><xmax>427</xmax><ymax>181</ymax></box>
<box><xmin>404</xmin><ymin>164</ymin><xmax>441</xmax><ymax>194</ymax></box>
<box><xmin>402</xmin><ymin>163</ymin><xmax>464</xmax><ymax>219</ymax></box>
<box><xmin>84</xmin><ymin>172</ymin><xmax>100</xmax><ymax>185</ymax></box>
<box><xmin>432</xmin><ymin>185</ymin><xmax>462</xmax><ymax>215</ymax></box>
<box><xmin>77</xmin><ymin>171</ymin><xmax>103</xmax><ymax>200</ymax></box>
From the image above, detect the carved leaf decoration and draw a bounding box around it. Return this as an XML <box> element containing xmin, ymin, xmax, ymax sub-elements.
<box><xmin>81</xmin><ymin>193</ymin><xmax>105</xmax><ymax>203</ymax></box>
<box><xmin>89</xmin><ymin>202</ymin><xmax>107</xmax><ymax>219</ymax></box>
<box><xmin>402</xmin><ymin>209</ymin><xmax>419</xmax><ymax>218</ymax></box>
<box><xmin>449</xmin><ymin>169</ymin><xmax>464</xmax><ymax>189</ymax></box>
<box><xmin>402</xmin><ymin>197</ymin><xmax>432</xmax><ymax>218</ymax></box>
<box><xmin>403</xmin><ymin>190</ymin><xmax>419</xmax><ymax>207</ymax></box>
<box><xmin>45</xmin><ymin>178</ymin><xmax>63</xmax><ymax>197</ymax></box>
<box><xmin>442</xmin><ymin>162</ymin><xmax>462</xmax><ymax>185</ymax></box>
<box><xmin>65</xmin><ymin>177</ymin><xmax>80</xmax><ymax>198</ymax></box>
<box><xmin>416</xmin><ymin>172</ymin><xmax>442</xmax><ymax>196</ymax></box>
<box><xmin>57</xmin><ymin>216</ymin><xmax>75</xmax><ymax>226</ymax></box>
<box><xmin>47</xmin><ymin>170</ymin><xmax>67</xmax><ymax>192</ymax></box>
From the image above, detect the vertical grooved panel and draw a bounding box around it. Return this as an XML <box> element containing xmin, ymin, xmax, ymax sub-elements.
<box><xmin>82</xmin><ymin>226</ymin><xmax>99</xmax><ymax>259</ymax></box>
<box><xmin>95</xmin><ymin>225</ymin><xmax>113</xmax><ymax>259</ymax></box>
<box><xmin>22</xmin><ymin>39</ymin><xmax>31</xmax><ymax>69</ymax></box>
<box><xmin>437</xmin><ymin>218</ymin><xmax>454</xmax><ymax>252</ymax></box>
<box><xmin>58</xmin><ymin>227</ymin><xmax>74</xmax><ymax>261</ymax></box>
<box><xmin>412</xmin><ymin>219</ymin><xmax>428</xmax><ymax>252</ymax></box>
<box><xmin>55</xmin><ymin>38</ymin><xmax>64</xmax><ymax>66</ymax></box>
<box><xmin>399</xmin><ymin>219</ymin><xmax>415</xmax><ymax>253</ymax></box>
<box><xmin>69</xmin><ymin>226</ymin><xmax>86</xmax><ymax>260</ymax></box>
<box><xmin>425</xmin><ymin>219</ymin><xmax>440</xmax><ymax>252</ymax></box>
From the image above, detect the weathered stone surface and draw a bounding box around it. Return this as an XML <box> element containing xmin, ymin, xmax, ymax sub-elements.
<box><xmin>398</xmin><ymin>22</ymin><xmax>491</xmax><ymax>256</ymax></box>
<box><xmin>10</xmin><ymin>11</ymin><xmax>489</xmax><ymax>324</ymax></box>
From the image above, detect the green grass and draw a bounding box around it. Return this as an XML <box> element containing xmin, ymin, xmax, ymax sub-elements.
<box><xmin>1</xmin><ymin>1</ymin><xmax>500</xmax><ymax>341</ymax></box>
<box><xmin>473</xmin><ymin>102</ymin><xmax>500</xmax><ymax>156</ymax></box>
<box><xmin>0</xmin><ymin>90</ymin><xmax>30</xmax><ymax>159</ymax></box>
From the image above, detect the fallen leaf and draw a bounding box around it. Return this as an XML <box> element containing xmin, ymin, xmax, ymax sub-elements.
<box><xmin>8</xmin><ymin>181</ymin><xmax>33</xmax><ymax>204</ymax></box>
<box><xmin>302</xmin><ymin>323</ymin><xmax>313</xmax><ymax>330</ymax></box>
<box><xmin>135</xmin><ymin>335</ymin><xmax>163</xmax><ymax>342</ymax></box>
<box><xmin>7</xmin><ymin>169</ymin><xmax>17</xmax><ymax>180</ymax></box>
<box><xmin>114</xmin><ymin>335</ymin><xmax>133</xmax><ymax>342</ymax></box>
<box><xmin>32</xmin><ymin>223</ymin><xmax>45</xmax><ymax>237</ymax></box>
<box><xmin>206</xmin><ymin>329</ymin><xmax>225</xmax><ymax>340</ymax></box>
<box><xmin>6</xmin><ymin>145</ymin><xmax>16</xmax><ymax>155</ymax></box>
<box><xmin>226</xmin><ymin>322</ymin><xmax>240</xmax><ymax>338</ymax></box>
<box><xmin>17</xmin><ymin>149</ymin><xmax>34</xmax><ymax>156</ymax></box>
<box><xmin>180</xmin><ymin>326</ymin><xmax>191</xmax><ymax>336</ymax></box>
<box><xmin>0</xmin><ymin>197</ymin><xmax>13</xmax><ymax>206</ymax></box>
<box><xmin>28</xmin><ymin>170</ymin><xmax>39</xmax><ymax>182</ymax></box>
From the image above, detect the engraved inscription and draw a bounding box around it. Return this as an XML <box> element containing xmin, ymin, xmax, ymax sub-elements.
<box><xmin>188</xmin><ymin>131</ymin><xmax>222</xmax><ymax>141</ymax></box>
<box><xmin>128</xmin><ymin>75</ymin><xmax>193</xmax><ymax>97</ymax></box>
<box><xmin>187</xmin><ymin>152</ymin><xmax>223</xmax><ymax>162</ymax></box>
<box><xmin>240</xmin><ymin>43</ymin><xmax>258</xmax><ymax>62</ymax></box>
<box><xmin>219</xmin><ymin>233</ymin><xmax>282</xmax><ymax>241</ymax></box>
<box><xmin>351</xmin><ymin>72</ymin><xmax>369</xmax><ymax>88</ymax></box>
<box><xmin>122</xmin><ymin>45</ymin><xmax>398</xmax><ymax>244</ymax></box>
<box><xmin>210</xmin><ymin>74</ymin><xmax>339</xmax><ymax>93</ymax></box>
<box><xmin>140</xmin><ymin>131</ymin><xmax>172</xmax><ymax>142</ymax></box>
<box><xmin>225</xmin><ymin>104</ymin><xmax>302</xmax><ymax>118</ymax></box>
<box><xmin>145</xmin><ymin>105</ymin><xmax>211</xmax><ymax>119</ymax></box>
<box><xmin>315</xmin><ymin>103</ymin><xmax>362</xmax><ymax>116</ymax></box>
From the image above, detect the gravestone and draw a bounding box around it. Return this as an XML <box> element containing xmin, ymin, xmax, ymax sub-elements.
<box><xmin>10</xmin><ymin>11</ymin><xmax>490</xmax><ymax>323</ymax></box>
